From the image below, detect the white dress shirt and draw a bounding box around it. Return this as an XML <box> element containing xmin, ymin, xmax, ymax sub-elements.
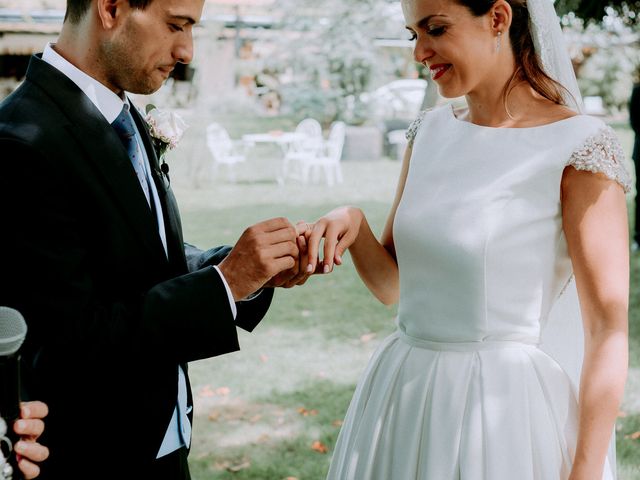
<box><xmin>42</xmin><ymin>43</ymin><xmax>239</xmax><ymax>458</ymax></box>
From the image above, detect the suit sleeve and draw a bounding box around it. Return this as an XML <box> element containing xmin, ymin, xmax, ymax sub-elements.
<box><xmin>183</xmin><ymin>242</ymin><xmax>275</xmax><ymax>332</ymax></box>
<box><xmin>0</xmin><ymin>138</ymin><xmax>260</xmax><ymax>365</ymax></box>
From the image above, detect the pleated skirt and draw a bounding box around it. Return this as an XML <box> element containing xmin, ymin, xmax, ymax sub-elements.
<box><xmin>326</xmin><ymin>330</ymin><xmax>614</xmax><ymax>480</ymax></box>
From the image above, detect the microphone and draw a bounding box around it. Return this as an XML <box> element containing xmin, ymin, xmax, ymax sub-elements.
<box><xmin>0</xmin><ymin>307</ymin><xmax>28</xmax><ymax>480</ymax></box>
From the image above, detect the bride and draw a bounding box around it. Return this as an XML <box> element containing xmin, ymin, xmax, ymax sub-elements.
<box><xmin>301</xmin><ymin>0</ymin><xmax>630</xmax><ymax>478</ymax></box>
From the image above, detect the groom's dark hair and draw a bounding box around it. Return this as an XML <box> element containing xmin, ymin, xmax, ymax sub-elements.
<box><xmin>65</xmin><ymin>0</ymin><xmax>154</xmax><ymax>24</ymax></box>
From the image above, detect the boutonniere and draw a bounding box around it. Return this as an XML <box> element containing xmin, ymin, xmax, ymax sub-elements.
<box><xmin>145</xmin><ymin>104</ymin><xmax>188</xmax><ymax>174</ymax></box>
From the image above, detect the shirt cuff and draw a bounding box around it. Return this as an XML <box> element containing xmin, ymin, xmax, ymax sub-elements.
<box><xmin>213</xmin><ymin>266</ymin><xmax>237</xmax><ymax>319</ymax></box>
<box><xmin>240</xmin><ymin>289</ymin><xmax>263</xmax><ymax>302</ymax></box>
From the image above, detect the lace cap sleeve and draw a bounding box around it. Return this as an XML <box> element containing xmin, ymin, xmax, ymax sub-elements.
<box><xmin>567</xmin><ymin>126</ymin><xmax>632</xmax><ymax>193</ymax></box>
<box><xmin>405</xmin><ymin>109</ymin><xmax>429</xmax><ymax>147</ymax></box>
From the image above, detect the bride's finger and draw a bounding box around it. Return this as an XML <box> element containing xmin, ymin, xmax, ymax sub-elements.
<box><xmin>334</xmin><ymin>225</ymin><xmax>359</xmax><ymax>265</ymax></box>
<box><xmin>295</xmin><ymin>221</ymin><xmax>312</xmax><ymax>237</ymax></box>
<box><xmin>334</xmin><ymin>234</ymin><xmax>353</xmax><ymax>265</ymax></box>
<box><xmin>298</xmin><ymin>221</ymin><xmax>314</xmax><ymax>273</ymax></box>
<box><xmin>288</xmin><ymin>235</ymin><xmax>310</xmax><ymax>285</ymax></box>
<box><xmin>322</xmin><ymin>224</ymin><xmax>341</xmax><ymax>273</ymax></box>
<box><xmin>306</xmin><ymin>221</ymin><xmax>326</xmax><ymax>273</ymax></box>
<box><xmin>283</xmin><ymin>239</ymin><xmax>315</xmax><ymax>287</ymax></box>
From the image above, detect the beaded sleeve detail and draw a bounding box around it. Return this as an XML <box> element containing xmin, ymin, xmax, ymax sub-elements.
<box><xmin>567</xmin><ymin>126</ymin><xmax>632</xmax><ymax>193</ymax></box>
<box><xmin>405</xmin><ymin>109</ymin><xmax>429</xmax><ymax>146</ymax></box>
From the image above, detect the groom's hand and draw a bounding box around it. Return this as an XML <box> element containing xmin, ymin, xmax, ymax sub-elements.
<box><xmin>218</xmin><ymin>217</ymin><xmax>299</xmax><ymax>301</ymax></box>
<box><xmin>265</xmin><ymin>226</ymin><xmax>321</xmax><ymax>288</ymax></box>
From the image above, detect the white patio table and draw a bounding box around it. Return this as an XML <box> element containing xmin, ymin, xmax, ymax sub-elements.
<box><xmin>241</xmin><ymin>131</ymin><xmax>308</xmax><ymax>184</ymax></box>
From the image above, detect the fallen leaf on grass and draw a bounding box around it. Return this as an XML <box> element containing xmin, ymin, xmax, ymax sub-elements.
<box><xmin>360</xmin><ymin>332</ymin><xmax>377</xmax><ymax>343</ymax></box>
<box><xmin>199</xmin><ymin>385</ymin><xmax>231</xmax><ymax>397</ymax></box>
<box><xmin>215</xmin><ymin>386</ymin><xmax>231</xmax><ymax>396</ymax></box>
<box><xmin>285</xmin><ymin>477</ymin><xmax>299</xmax><ymax>480</ymax></box>
<box><xmin>199</xmin><ymin>385</ymin><xmax>214</xmax><ymax>397</ymax></box>
<box><xmin>624</xmin><ymin>431</ymin><xmax>640</xmax><ymax>440</ymax></box>
<box><xmin>311</xmin><ymin>440</ymin><xmax>328</xmax><ymax>454</ymax></box>
<box><xmin>332</xmin><ymin>419</ymin><xmax>343</xmax><ymax>427</ymax></box>
<box><xmin>298</xmin><ymin>407</ymin><xmax>319</xmax><ymax>416</ymax></box>
<box><xmin>227</xmin><ymin>460</ymin><xmax>251</xmax><ymax>473</ymax></box>
<box><xmin>249</xmin><ymin>414</ymin><xmax>263</xmax><ymax>423</ymax></box>
<box><xmin>208</xmin><ymin>411</ymin><xmax>221</xmax><ymax>422</ymax></box>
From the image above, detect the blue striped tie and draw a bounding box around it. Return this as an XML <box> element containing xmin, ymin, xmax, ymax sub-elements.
<box><xmin>112</xmin><ymin>105</ymin><xmax>151</xmax><ymax>205</ymax></box>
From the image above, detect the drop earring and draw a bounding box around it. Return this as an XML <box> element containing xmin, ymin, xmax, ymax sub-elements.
<box><xmin>496</xmin><ymin>31</ymin><xmax>502</xmax><ymax>53</ymax></box>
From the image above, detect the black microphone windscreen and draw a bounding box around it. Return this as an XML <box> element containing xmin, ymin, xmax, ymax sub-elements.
<box><xmin>0</xmin><ymin>307</ymin><xmax>27</xmax><ymax>357</ymax></box>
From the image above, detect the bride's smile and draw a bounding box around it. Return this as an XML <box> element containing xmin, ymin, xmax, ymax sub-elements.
<box><xmin>429</xmin><ymin>63</ymin><xmax>451</xmax><ymax>80</ymax></box>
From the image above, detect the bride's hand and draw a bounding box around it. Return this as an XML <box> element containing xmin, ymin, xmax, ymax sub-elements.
<box><xmin>302</xmin><ymin>206</ymin><xmax>364</xmax><ymax>274</ymax></box>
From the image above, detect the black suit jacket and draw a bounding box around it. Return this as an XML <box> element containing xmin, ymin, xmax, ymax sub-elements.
<box><xmin>630</xmin><ymin>83</ymin><xmax>640</xmax><ymax>162</ymax></box>
<box><xmin>0</xmin><ymin>55</ymin><xmax>274</xmax><ymax>479</ymax></box>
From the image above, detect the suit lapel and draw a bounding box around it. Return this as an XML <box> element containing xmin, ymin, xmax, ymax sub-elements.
<box><xmin>129</xmin><ymin>105</ymin><xmax>187</xmax><ymax>269</ymax></box>
<box><xmin>129</xmin><ymin>105</ymin><xmax>165</xmax><ymax>198</ymax></box>
<box><xmin>26</xmin><ymin>56</ymin><xmax>167</xmax><ymax>262</ymax></box>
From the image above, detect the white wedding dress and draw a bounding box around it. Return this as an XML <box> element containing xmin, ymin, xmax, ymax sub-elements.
<box><xmin>327</xmin><ymin>104</ymin><xmax>631</xmax><ymax>480</ymax></box>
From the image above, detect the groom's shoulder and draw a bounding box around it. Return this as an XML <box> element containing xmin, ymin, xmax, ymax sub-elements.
<box><xmin>1</xmin><ymin>56</ymin><xmax>67</xmax><ymax>117</ymax></box>
<box><xmin>0</xmin><ymin>72</ymin><xmax>58</xmax><ymax>119</ymax></box>
<box><xmin>0</xmin><ymin>77</ymin><xmax>65</xmax><ymax>147</ymax></box>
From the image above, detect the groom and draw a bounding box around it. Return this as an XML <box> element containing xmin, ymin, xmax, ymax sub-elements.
<box><xmin>0</xmin><ymin>0</ymin><xmax>307</xmax><ymax>478</ymax></box>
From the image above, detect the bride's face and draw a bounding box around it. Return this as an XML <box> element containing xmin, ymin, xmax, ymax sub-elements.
<box><xmin>402</xmin><ymin>0</ymin><xmax>498</xmax><ymax>98</ymax></box>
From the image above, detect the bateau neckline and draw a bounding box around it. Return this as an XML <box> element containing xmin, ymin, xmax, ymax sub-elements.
<box><xmin>447</xmin><ymin>103</ymin><xmax>585</xmax><ymax>130</ymax></box>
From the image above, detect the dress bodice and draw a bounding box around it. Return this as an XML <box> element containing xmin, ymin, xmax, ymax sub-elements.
<box><xmin>328</xmin><ymin>104</ymin><xmax>628</xmax><ymax>480</ymax></box>
<box><xmin>394</xmin><ymin>104</ymin><xmax>630</xmax><ymax>344</ymax></box>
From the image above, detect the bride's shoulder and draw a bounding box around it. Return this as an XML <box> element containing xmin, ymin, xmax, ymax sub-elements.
<box><xmin>537</xmin><ymin>96</ymin><xmax>576</xmax><ymax>117</ymax></box>
<box><xmin>519</xmin><ymin>101</ymin><xmax>578</xmax><ymax>127</ymax></box>
<box><xmin>562</xmin><ymin>112</ymin><xmax>631</xmax><ymax>193</ymax></box>
<box><xmin>405</xmin><ymin>105</ymin><xmax>447</xmax><ymax>144</ymax></box>
<box><xmin>542</xmin><ymin>104</ymin><xmax>578</xmax><ymax>122</ymax></box>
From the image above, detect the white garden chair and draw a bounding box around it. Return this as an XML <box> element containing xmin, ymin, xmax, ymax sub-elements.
<box><xmin>206</xmin><ymin>123</ymin><xmax>246</xmax><ymax>182</ymax></box>
<box><xmin>298</xmin><ymin>121</ymin><xmax>346</xmax><ymax>186</ymax></box>
<box><xmin>281</xmin><ymin>118</ymin><xmax>324</xmax><ymax>183</ymax></box>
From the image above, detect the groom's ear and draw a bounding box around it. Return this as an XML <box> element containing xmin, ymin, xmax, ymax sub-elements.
<box><xmin>96</xmin><ymin>0</ymin><xmax>129</xmax><ymax>30</ymax></box>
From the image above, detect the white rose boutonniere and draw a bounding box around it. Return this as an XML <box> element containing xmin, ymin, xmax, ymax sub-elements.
<box><xmin>145</xmin><ymin>104</ymin><xmax>188</xmax><ymax>174</ymax></box>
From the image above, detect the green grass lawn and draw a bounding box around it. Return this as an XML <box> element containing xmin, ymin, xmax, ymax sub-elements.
<box><xmin>168</xmin><ymin>118</ymin><xmax>640</xmax><ymax>479</ymax></box>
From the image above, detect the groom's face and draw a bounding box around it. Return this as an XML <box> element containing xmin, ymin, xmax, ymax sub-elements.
<box><xmin>100</xmin><ymin>0</ymin><xmax>204</xmax><ymax>94</ymax></box>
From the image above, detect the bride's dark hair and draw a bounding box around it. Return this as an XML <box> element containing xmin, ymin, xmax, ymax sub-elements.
<box><xmin>457</xmin><ymin>0</ymin><xmax>569</xmax><ymax>107</ymax></box>
<box><xmin>65</xmin><ymin>0</ymin><xmax>153</xmax><ymax>23</ymax></box>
